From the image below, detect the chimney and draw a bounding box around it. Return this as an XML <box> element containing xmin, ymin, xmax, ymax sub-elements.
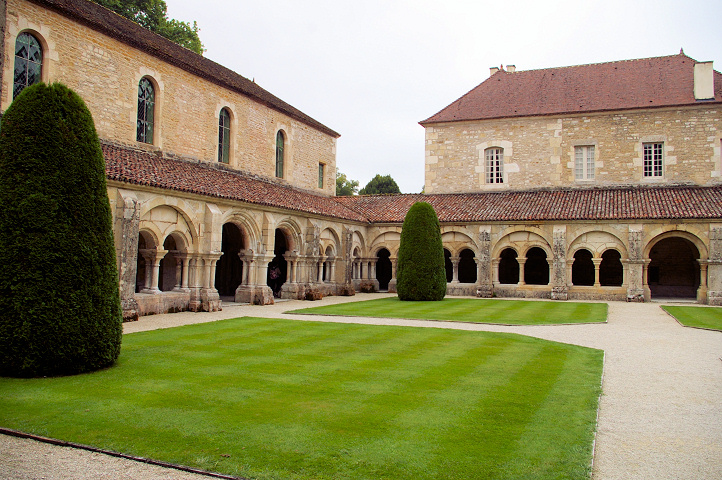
<box><xmin>490</xmin><ymin>66</ymin><xmax>499</xmax><ymax>76</ymax></box>
<box><xmin>694</xmin><ymin>61</ymin><xmax>714</xmax><ymax>100</ymax></box>
<box><xmin>506</xmin><ymin>65</ymin><xmax>516</xmax><ymax>73</ymax></box>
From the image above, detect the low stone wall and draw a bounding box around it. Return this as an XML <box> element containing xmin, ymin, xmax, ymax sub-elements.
<box><xmin>135</xmin><ymin>291</ymin><xmax>190</xmax><ymax>318</ymax></box>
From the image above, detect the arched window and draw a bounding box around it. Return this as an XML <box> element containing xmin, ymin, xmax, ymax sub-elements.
<box><xmin>485</xmin><ymin>147</ymin><xmax>504</xmax><ymax>184</ymax></box>
<box><xmin>218</xmin><ymin>108</ymin><xmax>231</xmax><ymax>163</ymax></box>
<box><xmin>444</xmin><ymin>249</ymin><xmax>453</xmax><ymax>283</ymax></box>
<box><xmin>275</xmin><ymin>131</ymin><xmax>285</xmax><ymax>178</ymax></box>
<box><xmin>137</xmin><ymin>77</ymin><xmax>155</xmax><ymax>144</ymax></box>
<box><xmin>524</xmin><ymin>247</ymin><xmax>549</xmax><ymax>285</ymax></box>
<box><xmin>13</xmin><ymin>32</ymin><xmax>43</xmax><ymax>99</ymax></box>
<box><xmin>458</xmin><ymin>249</ymin><xmax>477</xmax><ymax>283</ymax></box>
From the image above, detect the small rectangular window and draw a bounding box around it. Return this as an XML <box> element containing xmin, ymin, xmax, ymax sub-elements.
<box><xmin>574</xmin><ymin>146</ymin><xmax>595</xmax><ymax>180</ymax></box>
<box><xmin>643</xmin><ymin>142</ymin><xmax>663</xmax><ymax>177</ymax></box>
<box><xmin>318</xmin><ymin>163</ymin><xmax>325</xmax><ymax>188</ymax></box>
<box><xmin>485</xmin><ymin>148</ymin><xmax>504</xmax><ymax>184</ymax></box>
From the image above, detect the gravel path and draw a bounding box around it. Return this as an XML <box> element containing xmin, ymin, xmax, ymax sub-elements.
<box><xmin>2</xmin><ymin>294</ymin><xmax>720</xmax><ymax>480</ymax></box>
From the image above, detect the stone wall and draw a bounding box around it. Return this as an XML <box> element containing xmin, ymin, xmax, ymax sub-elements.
<box><xmin>2</xmin><ymin>0</ymin><xmax>337</xmax><ymax>195</ymax></box>
<box><xmin>425</xmin><ymin>107</ymin><xmax>722</xmax><ymax>193</ymax></box>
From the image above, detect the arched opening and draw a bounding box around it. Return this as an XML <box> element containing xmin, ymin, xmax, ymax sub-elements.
<box><xmin>159</xmin><ymin>235</ymin><xmax>180</xmax><ymax>292</ymax></box>
<box><xmin>268</xmin><ymin>228</ymin><xmax>288</xmax><ymax>297</ymax></box>
<box><xmin>376</xmin><ymin>248</ymin><xmax>392</xmax><ymax>290</ymax></box>
<box><xmin>572</xmin><ymin>249</ymin><xmax>594</xmax><ymax>286</ymax></box>
<box><xmin>458</xmin><ymin>248</ymin><xmax>477</xmax><ymax>283</ymax></box>
<box><xmin>600</xmin><ymin>249</ymin><xmax>623</xmax><ymax>286</ymax></box>
<box><xmin>352</xmin><ymin>247</ymin><xmax>361</xmax><ymax>279</ymax></box>
<box><xmin>498</xmin><ymin>248</ymin><xmax>519</xmax><ymax>284</ymax></box>
<box><xmin>444</xmin><ymin>248</ymin><xmax>453</xmax><ymax>283</ymax></box>
<box><xmin>135</xmin><ymin>231</ymin><xmax>154</xmax><ymax>293</ymax></box>
<box><xmin>525</xmin><ymin>247</ymin><xmax>549</xmax><ymax>285</ymax></box>
<box><xmin>215</xmin><ymin>223</ymin><xmax>244</xmax><ymax>298</ymax></box>
<box><xmin>323</xmin><ymin>246</ymin><xmax>335</xmax><ymax>282</ymax></box>
<box><xmin>648</xmin><ymin>237</ymin><xmax>700</xmax><ymax>299</ymax></box>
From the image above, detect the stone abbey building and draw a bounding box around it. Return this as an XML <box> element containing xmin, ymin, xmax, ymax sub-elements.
<box><xmin>3</xmin><ymin>0</ymin><xmax>722</xmax><ymax>321</ymax></box>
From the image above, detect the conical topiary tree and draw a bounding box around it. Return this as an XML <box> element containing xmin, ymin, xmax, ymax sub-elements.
<box><xmin>0</xmin><ymin>83</ymin><xmax>122</xmax><ymax>377</ymax></box>
<box><xmin>396</xmin><ymin>202</ymin><xmax>447</xmax><ymax>301</ymax></box>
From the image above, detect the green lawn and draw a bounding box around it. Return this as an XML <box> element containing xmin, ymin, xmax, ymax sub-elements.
<box><xmin>662</xmin><ymin>305</ymin><xmax>722</xmax><ymax>331</ymax></box>
<box><xmin>0</xmin><ymin>317</ymin><xmax>603</xmax><ymax>480</ymax></box>
<box><xmin>289</xmin><ymin>297</ymin><xmax>607</xmax><ymax>325</ymax></box>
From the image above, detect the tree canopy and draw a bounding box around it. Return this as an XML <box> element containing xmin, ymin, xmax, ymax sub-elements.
<box><xmin>396</xmin><ymin>202</ymin><xmax>447</xmax><ymax>301</ymax></box>
<box><xmin>91</xmin><ymin>0</ymin><xmax>204</xmax><ymax>54</ymax></box>
<box><xmin>336</xmin><ymin>170</ymin><xmax>359</xmax><ymax>196</ymax></box>
<box><xmin>359</xmin><ymin>174</ymin><xmax>401</xmax><ymax>195</ymax></box>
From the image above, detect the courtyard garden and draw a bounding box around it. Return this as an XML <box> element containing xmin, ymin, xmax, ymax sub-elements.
<box><xmin>0</xmin><ymin>316</ymin><xmax>604</xmax><ymax>480</ymax></box>
<box><xmin>662</xmin><ymin>305</ymin><xmax>722</xmax><ymax>331</ymax></box>
<box><xmin>289</xmin><ymin>297</ymin><xmax>608</xmax><ymax>325</ymax></box>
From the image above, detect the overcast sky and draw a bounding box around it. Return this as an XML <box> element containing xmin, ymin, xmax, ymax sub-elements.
<box><xmin>166</xmin><ymin>0</ymin><xmax>721</xmax><ymax>194</ymax></box>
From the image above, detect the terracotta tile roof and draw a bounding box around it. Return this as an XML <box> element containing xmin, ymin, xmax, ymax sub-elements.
<box><xmin>335</xmin><ymin>186</ymin><xmax>722</xmax><ymax>223</ymax></box>
<box><xmin>32</xmin><ymin>0</ymin><xmax>339</xmax><ymax>138</ymax></box>
<box><xmin>421</xmin><ymin>53</ymin><xmax>722</xmax><ymax>124</ymax></box>
<box><xmin>102</xmin><ymin>142</ymin><xmax>366</xmax><ymax>222</ymax></box>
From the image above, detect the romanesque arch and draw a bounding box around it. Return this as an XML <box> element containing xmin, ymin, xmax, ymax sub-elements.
<box><xmin>645</xmin><ymin>231</ymin><xmax>705</xmax><ymax>299</ymax></box>
<box><xmin>375</xmin><ymin>247</ymin><xmax>392</xmax><ymax>290</ymax></box>
<box><xmin>215</xmin><ymin>222</ymin><xmax>245</xmax><ymax>298</ymax></box>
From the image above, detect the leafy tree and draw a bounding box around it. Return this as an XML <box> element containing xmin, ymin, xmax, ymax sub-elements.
<box><xmin>359</xmin><ymin>174</ymin><xmax>401</xmax><ymax>195</ymax></box>
<box><xmin>0</xmin><ymin>83</ymin><xmax>123</xmax><ymax>377</ymax></box>
<box><xmin>396</xmin><ymin>202</ymin><xmax>447</xmax><ymax>301</ymax></box>
<box><xmin>336</xmin><ymin>170</ymin><xmax>359</xmax><ymax>196</ymax></box>
<box><xmin>91</xmin><ymin>0</ymin><xmax>204</xmax><ymax>54</ymax></box>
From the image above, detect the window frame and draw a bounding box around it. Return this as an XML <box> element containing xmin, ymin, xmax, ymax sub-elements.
<box><xmin>574</xmin><ymin>145</ymin><xmax>596</xmax><ymax>181</ymax></box>
<box><xmin>13</xmin><ymin>32</ymin><xmax>43</xmax><ymax>99</ymax></box>
<box><xmin>275</xmin><ymin>130</ymin><xmax>285</xmax><ymax>178</ymax></box>
<box><xmin>643</xmin><ymin>142</ymin><xmax>664</xmax><ymax>178</ymax></box>
<box><xmin>136</xmin><ymin>77</ymin><xmax>155</xmax><ymax>144</ymax></box>
<box><xmin>318</xmin><ymin>163</ymin><xmax>325</xmax><ymax>189</ymax></box>
<box><xmin>218</xmin><ymin>108</ymin><xmax>231</xmax><ymax>164</ymax></box>
<box><xmin>485</xmin><ymin>147</ymin><xmax>504</xmax><ymax>184</ymax></box>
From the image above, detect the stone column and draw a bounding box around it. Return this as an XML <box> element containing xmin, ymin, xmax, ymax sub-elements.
<box><xmin>317</xmin><ymin>256</ymin><xmax>324</xmax><ymax>283</ymax></box>
<box><xmin>551</xmin><ymin>226</ymin><xmax>568</xmax><ymax>300</ymax></box>
<box><xmin>188</xmin><ymin>254</ymin><xmax>204</xmax><ymax>311</ymax></box>
<box><xmin>697</xmin><ymin>260</ymin><xmax>709</xmax><ymax>303</ymax></box>
<box><xmin>708</xmin><ymin>225</ymin><xmax>722</xmax><ymax>305</ymax></box>
<box><xmin>180</xmin><ymin>254</ymin><xmax>191</xmax><ymax>291</ymax></box>
<box><xmin>149</xmin><ymin>249</ymin><xmax>168</xmax><ymax>293</ymax></box>
<box><xmin>450</xmin><ymin>256</ymin><xmax>460</xmax><ymax>283</ymax></box>
<box><xmin>518</xmin><ymin>259</ymin><xmax>527</xmax><ymax>286</ymax></box>
<box><xmin>115</xmin><ymin>190</ymin><xmax>140</xmax><ymax>321</ymax></box>
<box><xmin>388</xmin><ymin>258</ymin><xmax>398</xmax><ymax>293</ymax></box>
<box><xmin>626</xmin><ymin>226</ymin><xmax>646</xmax><ymax>302</ymax></box>
<box><xmin>593</xmin><ymin>258</ymin><xmax>602</xmax><ymax>287</ymax></box>
<box><xmin>476</xmin><ymin>229</ymin><xmax>493</xmax><ymax>298</ymax></box>
<box><xmin>200</xmin><ymin>252</ymin><xmax>222</xmax><ymax>312</ymax></box>
<box><xmin>492</xmin><ymin>259</ymin><xmax>500</xmax><ymax>287</ymax></box>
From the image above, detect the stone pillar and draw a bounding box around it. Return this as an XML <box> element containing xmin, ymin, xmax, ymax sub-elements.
<box><xmin>551</xmin><ymin>225</ymin><xmax>568</xmax><ymax>300</ymax></box>
<box><xmin>518</xmin><ymin>259</ymin><xmax>527</xmax><ymax>286</ymax></box>
<box><xmin>492</xmin><ymin>259</ymin><xmax>500</xmax><ymax>287</ymax></box>
<box><xmin>200</xmin><ymin>252</ymin><xmax>222</xmax><ymax>312</ymax></box>
<box><xmin>188</xmin><ymin>254</ymin><xmax>204</xmax><ymax>311</ymax></box>
<box><xmin>697</xmin><ymin>260</ymin><xmax>709</xmax><ymax>303</ymax></box>
<box><xmin>388</xmin><ymin>258</ymin><xmax>398</xmax><ymax>293</ymax></box>
<box><xmin>593</xmin><ymin>258</ymin><xmax>602</xmax><ymax>287</ymax></box>
<box><xmin>450</xmin><ymin>256</ymin><xmax>460</xmax><ymax>283</ymax></box>
<box><xmin>115</xmin><ymin>190</ymin><xmax>141</xmax><ymax>321</ymax></box>
<box><xmin>476</xmin><ymin>229</ymin><xmax>493</xmax><ymax>298</ymax></box>
<box><xmin>150</xmin><ymin>249</ymin><xmax>168</xmax><ymax>292</ymax></box>
<box><xmin>708</xmin><ymin>225</ymin><xmax>722</xmax><ymax>306</ymax></box>
<box><xmin>180</xmin><ymin>254</ymin><xmax>191</xmax><ymax>291</ymax></box>
<box><xmin>329</xmin><ymin>257</ymin><xmax>336</xmax><ymax>283</ymax></box>
<box><xmin>626</xmin><ymin>226</ymin><xmax>646</xmax><ymax>302</ymax></box>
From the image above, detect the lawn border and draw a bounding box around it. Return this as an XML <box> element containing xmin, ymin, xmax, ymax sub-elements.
<box><xmin>660</xmin><ymin>305</ymin><xmax>722</xmax><ymax>333</ymax></box>
<box><xmin>589</xmin><ymin>351</ymin><xmax>607</xmax><ymax>479</ymax></box>
<box><xmin>285</xmin><ymin>310</ymin><xmax>608</xmax><ymax>327</ymax></box>
<box><xmin>0</xmin><ymin>427</ymin><xmax>246</xmax><ymax>480</ymax></box>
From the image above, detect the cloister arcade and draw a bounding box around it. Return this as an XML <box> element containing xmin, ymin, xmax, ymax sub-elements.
<box><xmin>115</xmin><ymin>192</ymin><xmax>719</xmax><ymax>319</ymax></box>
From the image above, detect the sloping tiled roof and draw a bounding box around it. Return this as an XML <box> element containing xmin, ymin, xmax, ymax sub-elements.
<box><xmin>102</xmin><ymin>142</ymin><xmax>366</xmax><ymax>222</ymax></box>
<box><xmin>335</xmin><ymin>186</ymin><xmax>722</xmax><ymax>223</ymax></box>
<box><xmin>32</xmin><ymin>0</ymin><xmax>339</xmax><ymax>138</ymax></box>
<box><xmin>421</xmin><ymin>53</ymin><xmax>722</xmax><ymax>124</ymax></box>
<box><xmin>105</xmin><ymin>142</ymin><xmax>722</xmax><ymax>224</ymax></box>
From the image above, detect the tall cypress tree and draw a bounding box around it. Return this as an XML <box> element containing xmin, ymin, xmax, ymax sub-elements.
<box><xmin>0</xmin><ymin>83</ymin><xmax>122</xmax><ymax>377</ymax></box>
<box><xmin>396</xmin><ymin>202</ymin><xmax>447</xmax><ymax>301</ymax></box>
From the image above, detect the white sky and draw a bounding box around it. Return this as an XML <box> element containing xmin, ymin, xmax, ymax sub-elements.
<box><xmin>166</xmin><ymin>0</ymin><xmax>721</xmax><ymax>194</ymax></box>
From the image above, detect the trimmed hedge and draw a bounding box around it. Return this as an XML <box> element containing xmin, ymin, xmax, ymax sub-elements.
<box><xmin>396</xmin><ymin>202</ymin><xmax>446</xmax><ymax>301</ymax></box>
<box><xmin>0</xmin><ymin>83</ymin><xmax>122</xmax><ymax>377</ymax></box>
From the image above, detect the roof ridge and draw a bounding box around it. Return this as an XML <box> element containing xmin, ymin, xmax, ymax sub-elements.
<box><xmin>505</xmin><ymin>52</ymin><xmax>697</xmax><ymax>75</ymax></box>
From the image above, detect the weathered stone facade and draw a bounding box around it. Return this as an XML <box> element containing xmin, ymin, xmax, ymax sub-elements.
<box><xmin>3</xmin><ymin>0</ymin><xmax>722</xmax><ymax>319</ymax></box>
<box><xmin>424</xmin><ymin>108</ymin><xmax>722</xmax><ymax>194</ymax></box>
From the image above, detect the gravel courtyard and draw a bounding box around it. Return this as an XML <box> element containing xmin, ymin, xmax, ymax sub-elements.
<box><xmin>2</xmin><ymin>294</ymin><xmax>720</xmax><ymax>480</ymax></box>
